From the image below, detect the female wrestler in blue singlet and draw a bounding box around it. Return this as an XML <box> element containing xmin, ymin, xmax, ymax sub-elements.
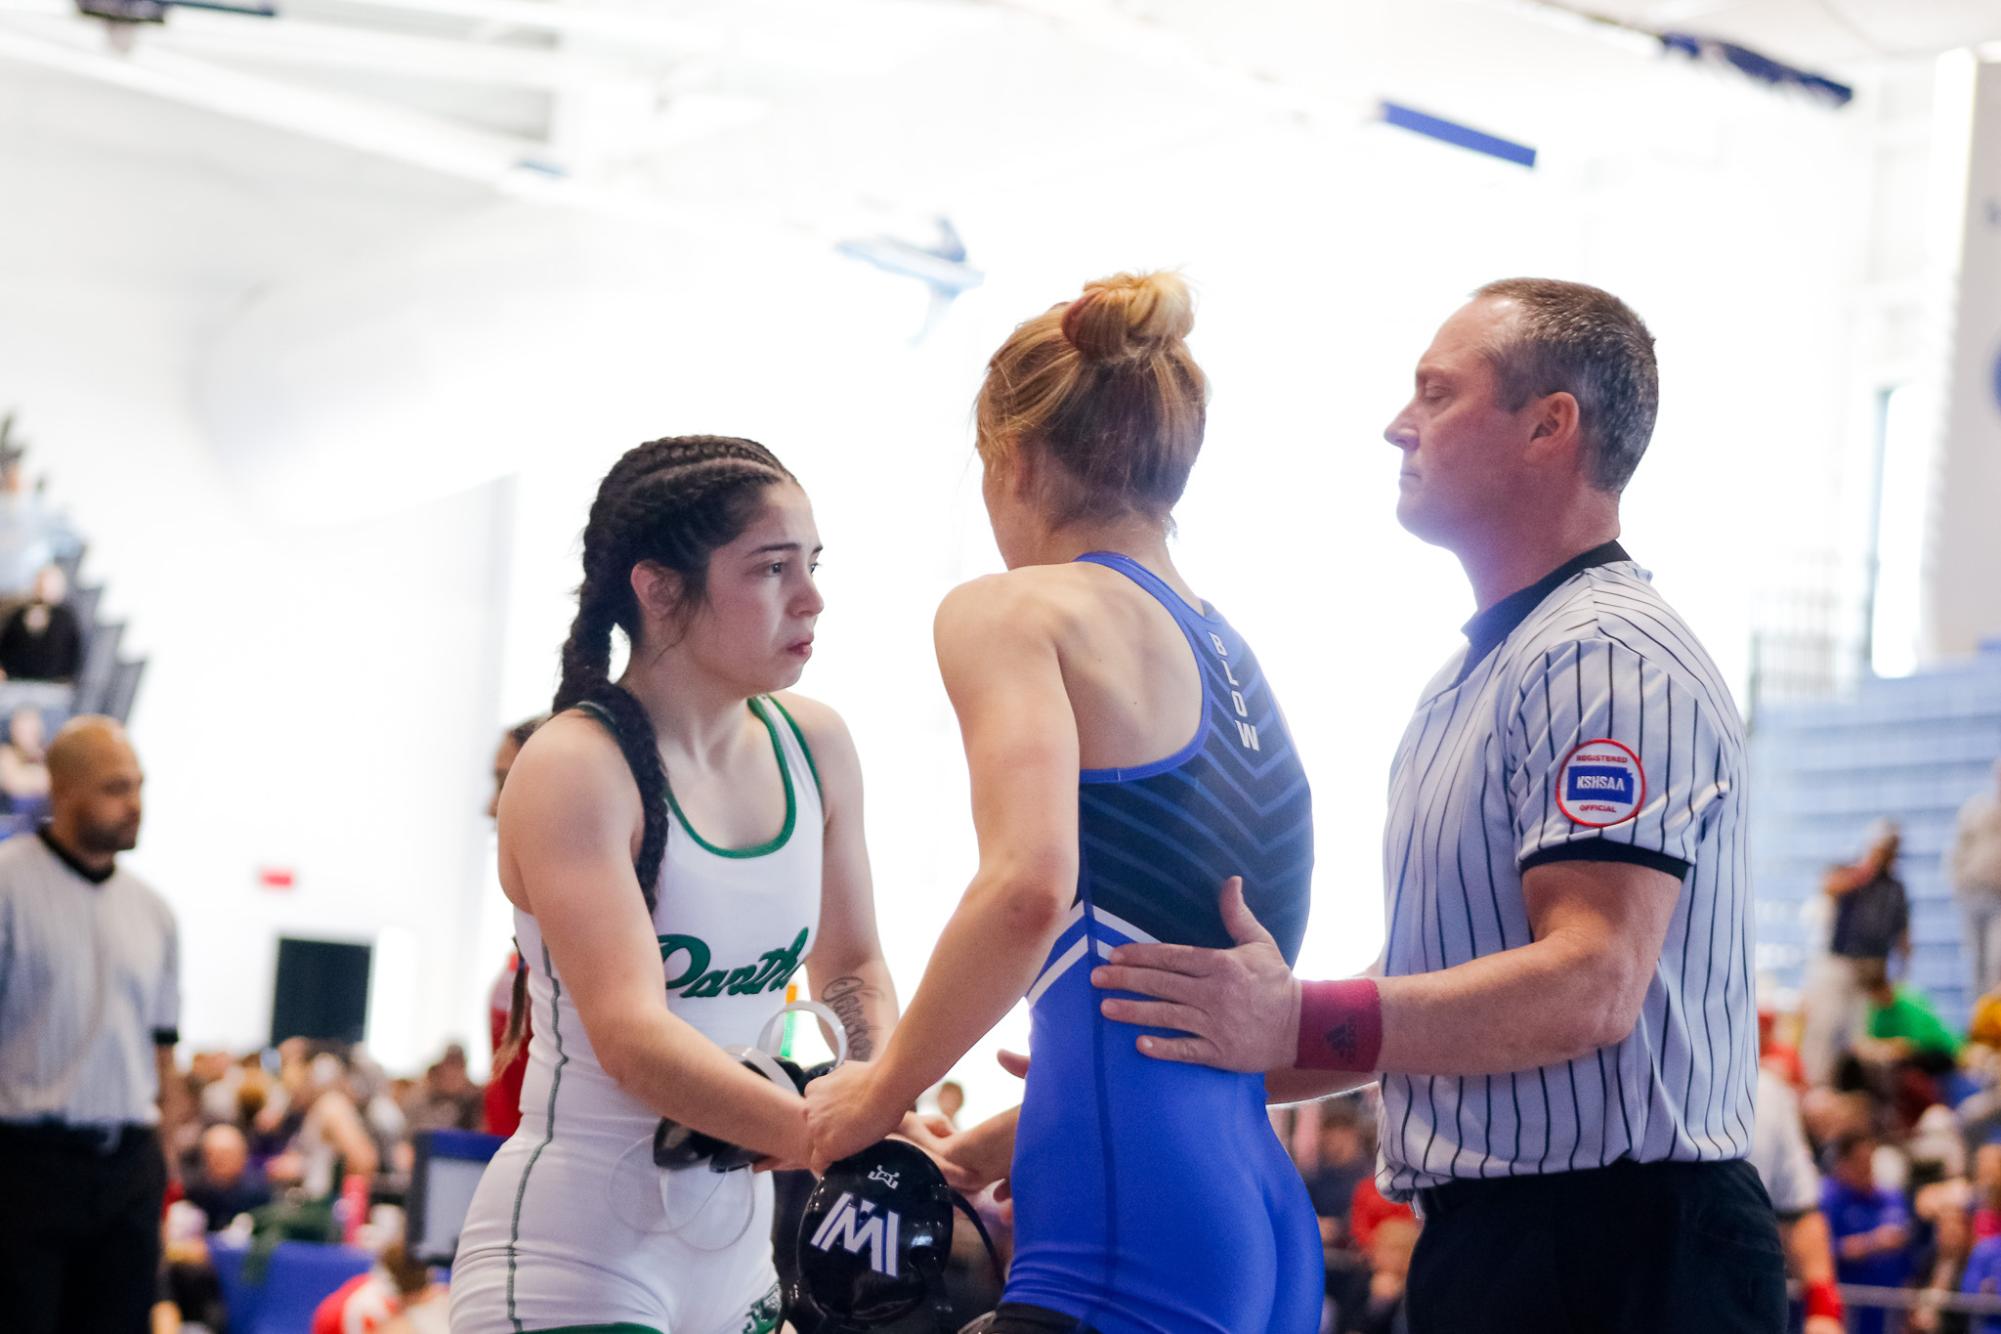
<box><xmin>804</xmin><ymin>272</ymin><xmax>1322</xmax><ymax>1332</ymax></box>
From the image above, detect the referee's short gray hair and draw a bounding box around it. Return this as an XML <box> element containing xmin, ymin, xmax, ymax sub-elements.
<box><xmin>1474</xmin><ymin>278</ymin><xmax>1659</xmax><ymax>493</ymax></box>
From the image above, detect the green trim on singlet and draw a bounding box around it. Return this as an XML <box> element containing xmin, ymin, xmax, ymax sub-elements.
<box><xmin>661</xmin><ymin>697</ymin><xmax>797</xmax><ymax>859</ymax></box>
<box><xmin>570</xmin><ymin>696</ymin><xmax>798</xmax><ymax>859</ymax></box>
<box><xmin>506</xmin><ymin>945</ymin><xmax>570</xmax><ymax>1333</ymax></box>
<box><xmin>740</xmin><ymin>1280</ymin><xmax>783</xmax><ymax>1333</ymax></box>
<box><xmin>764</xmin><ymin>694</ymin><xmax>822</xmax><ymax>798</ymax></box>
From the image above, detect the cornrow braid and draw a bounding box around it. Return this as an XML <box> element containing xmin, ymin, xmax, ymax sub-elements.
<box><xmin>554</xmin><ymin>433</ymin><xmax>795</xmax><ymax>903</ymax></box>
<box><xmin>499</xmin><ymin>435</ymin><xmax>794</xmax><ymax>1068</ymax></box>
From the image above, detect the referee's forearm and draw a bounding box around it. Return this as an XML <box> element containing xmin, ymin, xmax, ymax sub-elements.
<box><xmin>1783</xmin><ymin>1210</ymin><xmax>1837</xmax><ymax>1288</ymax></box>
<box><xmin>154</xmin><ymin>1045</ymin><xmax>189</xmax><ymax>1137</ymax></box>
<box><xmin>1369</xmin><ymin>935</ymin><xmax>1642</xmax><ymax>1076</ymax></box>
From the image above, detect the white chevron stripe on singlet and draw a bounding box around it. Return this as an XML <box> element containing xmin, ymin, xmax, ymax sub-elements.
<box><xmin>1023</xmin><ymin>904</ymin><xmax>1161</xmax><ymax>1007</ymax></box>
<box><xmin>1088</xmin><ymin>905</ymin><xmax>1159</xmax><ymax>946</ymax></box>
<box><xmin>1026</xmin><ymin>937</ymin><xmax>1089</xmax><ymax>1008</ymax></box>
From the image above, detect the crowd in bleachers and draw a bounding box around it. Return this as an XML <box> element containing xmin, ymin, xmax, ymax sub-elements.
<box><xmin>1740</xmin><ymin>758</ymin><xmax>2001</xmax><ymax>1333</ymax></box>
<box><xmin>154</xmin><ymin>1038</ymin><xmax>479</xmax><ymax>1332</ymax></box>
<box><xmin>154</xmin><ymin>1038</ymin><xmax>1010</xmax><ymax>1332</ymax></box>
<box><xmin>0</xmin><ymin>416</ymin><xmax>137</xmax><ymax>838</ymax></box>
<box><xmin>143</xmin><ymin>1034</ymin><xmax>1424</xmax><ymax>1334</ymax></box>
<box><xmin>144</xmin><ymin>1045</ymin><xmax>1426</xmax><ymax>1333</ymax></box>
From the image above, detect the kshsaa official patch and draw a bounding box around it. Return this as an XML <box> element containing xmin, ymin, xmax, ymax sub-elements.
<box><xmin>1555</xmin><ymin>738</ymin><xmax>1645</xmax><ymax>828</ymax></box>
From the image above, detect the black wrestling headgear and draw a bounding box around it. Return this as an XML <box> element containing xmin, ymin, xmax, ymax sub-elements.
<box><xmin>788</xmin><ymin>1139</ymin><xmax>998</xmax><ymax>1332</ymax></box>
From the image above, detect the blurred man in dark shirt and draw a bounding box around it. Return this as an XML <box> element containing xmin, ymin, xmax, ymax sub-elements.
<box><xmin>181</xmin><ymin>1124</ymin><xmax>270</xmax><ymax>1232</ymax></box>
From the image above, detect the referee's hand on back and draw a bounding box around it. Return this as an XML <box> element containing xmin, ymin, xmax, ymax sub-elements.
<box><xmin>1089</xmin><ymin>876</ymin><xmax>1303</xmax><ymax>1072</ymax></box>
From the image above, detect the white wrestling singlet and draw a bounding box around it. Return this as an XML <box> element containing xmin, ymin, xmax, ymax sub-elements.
<box><xmin>451</xmin><ymin>696</ymin><xmax>824</xmax><ymax>1334</ymax></box>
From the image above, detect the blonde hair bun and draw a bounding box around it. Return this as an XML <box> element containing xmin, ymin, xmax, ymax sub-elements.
<box><xmin>975</xmin><ymin>268</ymin><xmax>1208</xmax><ymax>523</ymax></box>
<box><xmin>1060</xmin><ymin>271</ymin><xmax>1195</xmax><ymax>364</ymax></box>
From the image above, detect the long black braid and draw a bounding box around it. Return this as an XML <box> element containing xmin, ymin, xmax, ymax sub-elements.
<box><xmin>498</xmin><ymin>435</ymin><xmax>795</xmax><ymax>1068</ymax></box>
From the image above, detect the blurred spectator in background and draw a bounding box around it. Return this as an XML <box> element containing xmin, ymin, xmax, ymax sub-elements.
<box><xmin>183</xmin><ymin>1049</ymin><xmax>231</xmax><ymax>1117</ymax></box>
<box><xmin>1860</xmin><ymin>959</ymin><xmax>1965</xmax><ymax>1074</ymax></box>
<box><xmin>1910</xmin><ymin>1104</ymin><xmax>1970</xmax><ymax>1190</ymax></box>
<box><xmin>406</xmin><ymin>1044</ymin><xmax>480</xmax><ymax>1134</ymax></box>
<box><xmin>1961</xmin><ymin>1214</ymin><xmax>2001</xmax><ymax>1334</ymax></box>
<box><xmin>933</xmin><ymin>1079</ymin><xmax>966</xmax><ymax>1131</ymax></box>
<box><xmin>0</xmin><ymin>418</ymin><xmax>79</xmax><ymax>599</ymax></box>
<box><xmin>1823</xmin><ymin>1130</ymin><xmax>1916</xmax><ymax>1334</ymax></box>
<box><xmin>1303</xmin><ymin>1099</ymin><xmax>1373</xmax><ymax>1229</ymax></box>
<box><xmin>181</xmin><ymin>1123</ymin><xmax>271</xmax><ymax>1233</ymax></box>
<box><xmin>1349</xmin><ymin>1174</ymin><xmax>1415</xmax><ymax>1257</ymax></box>
<box><xmin>1804</xmin><ymin>821</ymin><xmax>1911</xmax><ymax>1084</ymax></box>
<box><xmin>1799</xmin><ymin>1085</ymin><xmax>1872</xmax><ymax>1154</ymax></box>
<box><xmin>482</xmin><ymin>716</ymin><xmax>541</xmax><ymax>1138</ymax></box>
<box><xmin>310</xmin><ymin>1241</ymin><xmax>437</xmax><ymax>1334</ymax></box>
<box><xmin>1970</xmin><ymin>996</ymin><xmax>2001</xmax><ymax>1058</ymax></box>
<box><xmin>482</xmin><ymin>957</ymin><xmax>525</xmax><ymax>1137</ymax></box>
<box><xmin>0</xmin><ymin>565</ymin><xmax>82</xmax><ymax>683</ymax></box>
<box><xmin>1969</xmin><ymin>1144</ymin><xmax>2001</xmax><ymax>1243</ymax></box>
<box><xmin>1912</xmin><ymin>1180</ymin><xmax>1976</xmax><ymax>1334</ymax></box>
<box><xmin>1960</xmin><ymin>1082</ymin><xmax>2001</xmax><ymax>1179</ymax></box>
<box><xmin>1336</xmin><ymin>1214</ymin><xmax>1416</xmax><ymax>1334</ymax></box>
<box><xmin>250</xmin><ymin>1039</ymin><xmax>308</xmax><ymax>1151</ymax></box>
<box><xmin>376</xmin><ymin>1278</ymin><xmax>451</xmax><ymax>1334</ymax></box>
<box><xmin>347</xmin><ymin>1052</ymin><xmax>408</xmax><ymax>1179</ymax></box>
<box><xmin>1750</xmin><ymin>1065</ymin><xmax>1847</xmax><ymax>1333</ymax></box>
<box><xmin>0</xmin><ymin>717</ymin><xmax>184</xmax><ymax>1333</ymax></box>
<box><xmin>0</xmin><ymin>704</ymin><xmax>50</xmax><ymax>814</ymax></box>
<box><xmin>1955</xmin><ymin>760</ymin><xmax>2001</xmax><ymax>1000</ymax></box>
<box><xmin>263</xmin><ymin>1049</ymin><xmax>379</xmax><ymax>1202</ymax></box>
<box><xmin>160</xmin><ymin>1196</ymin><xmax>225</xmax><ymax>1334</ymax></box>
<box><xmin>1760</xmin><ymin>985</ymin><xmax>1808</xmax><ymax>1089</ymax></box>
<box><xmin>196</xmin><ymin>1052</ymin><xmax>278</xmax><ymax>1140</ymax></box>
<box><xmin>484</xmin><ymin>717</ymin><xmax>540</xmax><ymax>824</ymax></box>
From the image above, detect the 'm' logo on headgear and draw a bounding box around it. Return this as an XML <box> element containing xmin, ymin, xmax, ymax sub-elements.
<box><xmin>1555</xmin><ymin>738</ymin><xmax>1645</xmax><ymax>828</ymax></box>
<box><xmin>808</xmin><ymin>1192</ymin><xmax>903</xmax><ymax>1279</ymax></box>
<box><xmin>789</xmin><ymin>1139</ymin><xmax>971</xmax><ymax>1329</ymax></box>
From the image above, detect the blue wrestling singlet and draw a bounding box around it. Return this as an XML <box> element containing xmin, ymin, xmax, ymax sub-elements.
<box><xmin>1001</xmin><ymin>552</ymin><xmax>1322</xmax><ymax>1334</ymax></box>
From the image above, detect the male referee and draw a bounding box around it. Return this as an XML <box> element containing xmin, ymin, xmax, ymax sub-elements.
<box><xmin>0</xmin><ymin>717</ymin><xmax>184</xmax><ymax>1333</ymax></box>
<box><xmin>1092</xmin><ymin>279</ymin><xmax>1786</xmax><ymax>1332</ymax></box>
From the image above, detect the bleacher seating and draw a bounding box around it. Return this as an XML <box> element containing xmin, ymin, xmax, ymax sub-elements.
<box><xmin>1751</xmin><ymin>641</ymin><xmax>2001</xmax><ymax>1029</ymax></box>
<box><xmin>105</xmin><ymin>656</ymin><xmax>143</xmax><ymax>723</ymax></box>
<box><xmin>0</xmin><ymin>455</ymin><xmax>153</xmax><ymax>838</ymax></box>
<box><xmin>76</xmin><ymin>618</ymin><xmax>123</xmax><ymax>713</ymax></box>
<box><xmin>0</xmin><ymin>537</ymin><xmax>150</xmax><ymax>839</ymax></box>
<box><xmin>40</xmin><ymin>542</ymin><xmax>148</xmax><ymax>725</ymax></box>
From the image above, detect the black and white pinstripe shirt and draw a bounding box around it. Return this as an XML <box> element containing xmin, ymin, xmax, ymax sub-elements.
<box><xmin>0</xmin><ymin>830</ymin><xmax>179</xmax><ymax>1127</ymax></box>
<box><xmin>1378</xmin><ymin>541</ymin><xmax>1754</xmax><ymax>1200</ymax></box>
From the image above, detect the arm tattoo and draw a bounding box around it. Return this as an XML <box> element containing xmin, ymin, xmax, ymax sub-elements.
<box><xmin>820</xmin><ymin>975</ymin><xmax>881</xmax><ymax>1061</ymax></box>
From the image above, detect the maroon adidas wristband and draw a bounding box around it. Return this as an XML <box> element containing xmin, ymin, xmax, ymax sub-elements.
<box><xmin>1296</xmin><ymin>978</ymin><xmax>1383</xmax><ymax>1071</ymax></box>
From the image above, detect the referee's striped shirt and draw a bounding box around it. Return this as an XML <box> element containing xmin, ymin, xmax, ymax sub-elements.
<box><xmin>0</xmin><ymin>830</ymin><xmax>179</xmax><ymax>1128</ymax></box>
<box><xmin>1378</xmin><ymin>540</ymin><xmax>1753</xmax><ymax>1200</ymax></box>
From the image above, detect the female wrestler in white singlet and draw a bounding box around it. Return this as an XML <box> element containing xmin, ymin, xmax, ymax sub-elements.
<box><xmin>451</xmin><ymin>436</ymin><xmax>903</xmax><ymax>1334</ymax></box>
